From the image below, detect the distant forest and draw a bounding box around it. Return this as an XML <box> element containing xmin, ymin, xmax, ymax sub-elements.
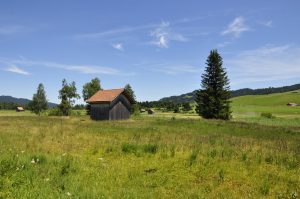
<box><xmin>142</xmin><ymin>83</ymin><xmax>300</xmax><ymax>106</ymax></box>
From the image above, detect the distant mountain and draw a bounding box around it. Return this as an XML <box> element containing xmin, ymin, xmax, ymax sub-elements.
<box><xmin>159</xmin><ymin>83</ymin><xmax>300</xmax><ymax>104</ymax></box>
<box><xmin>0</xmin><ymin>95</ymin><xmax>57</xmax><ymax>108</ymax></box>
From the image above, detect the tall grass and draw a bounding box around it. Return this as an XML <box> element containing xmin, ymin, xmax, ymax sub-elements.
<box><xmin>0</xmin><ymin>115</ymin><xmax>299</xmax><ymax>198</ymax></box>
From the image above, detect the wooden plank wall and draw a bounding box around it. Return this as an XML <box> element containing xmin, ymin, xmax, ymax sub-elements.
<box><xmin>109</xmin><ymin>101</ymin><xmax>130</xmax><ymax>120</ymax></box>
<box><xmin>90</xmin><ymin>103</ymin><xmax>110</xmax><ymax>120</ymax></box>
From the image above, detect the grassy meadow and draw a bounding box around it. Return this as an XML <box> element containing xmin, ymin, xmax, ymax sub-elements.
<box><xmin>0</xmin><ymin>91</ymin><xmax>300</xmax><ymax>198</ymax></box>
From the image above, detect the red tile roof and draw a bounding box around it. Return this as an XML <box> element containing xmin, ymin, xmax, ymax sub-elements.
<box><xmin>86</xmin><ymin>88</ymin><xmax>125</xmax><ymax>103</ymax></box>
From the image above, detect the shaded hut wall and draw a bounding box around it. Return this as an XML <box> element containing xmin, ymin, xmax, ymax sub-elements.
<box><xmin>90</xmin><ymin>103</ymin><xmax>110</xmax><ymax>120</ymax></box>
<box><xmin>109</xmin><ymin>94</ymin><xmax>131</xmax><ymax>120</ymax></box>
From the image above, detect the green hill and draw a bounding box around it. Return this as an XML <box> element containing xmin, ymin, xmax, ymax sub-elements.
<box><xmin>231</xmin><ymin>90</ymin><xmax>300</xmax><ymax>119</ymax></box>
<box><xmin>231</xmin><ymin>90</ymin><xmax>300</xmax><ymax>106</ymax></box>
<box><xmin>0</xmin><ymin>95</ymin><xmax>57</xmax><ymax>108</ymax></box>
<box><xmin>159</xmin><ymin>83</ymin><xmax>300</xmax><ymax>104</ymax></box>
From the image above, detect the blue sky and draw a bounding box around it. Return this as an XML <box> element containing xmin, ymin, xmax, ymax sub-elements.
<box><xmin>0</xmin><ymin>0</ymin><xmax>300</xmax><ymax>103</ymax></box>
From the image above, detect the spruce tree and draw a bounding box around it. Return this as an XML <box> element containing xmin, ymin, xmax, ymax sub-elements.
<box><xmin>195</xmin><ymin>50</ymin><xmax>231</xmax><ymax>120</ymax></box>
<box><xmin>28</xmin><ymin>83</ymin><xmax>48</xmax><ymax>115</ymax></box>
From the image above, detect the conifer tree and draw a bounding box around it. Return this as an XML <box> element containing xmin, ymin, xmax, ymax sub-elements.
<box><xmin>195</xmin><ymin>50</ymin><xmax>231</xmax><ymax>120</ymax></box>
<box><xmin>28</xmin><ymin>83</ymin><xmax>48</xmax><ymax>115</ymax></box>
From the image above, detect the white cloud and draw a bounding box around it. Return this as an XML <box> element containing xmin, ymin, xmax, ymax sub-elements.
<box><xmin>112</xmin><ymin>43</ymin><xmax>124</xmax><ymax>51</ymax></box>
<box><xmin>150</xmin><ymin>21</ymin><xmax>188</xmax><ymax>48</ymax></box>
<box><xmin>0</xmin><ymin>59</ymin><xmax>122</xmax><ymax>75</ymax></box>
<box><xmin>5</xmin><ymin>65</ymin><xmax>30</xmax><ymax>75</ymax></box>
<box><xmin>227</xmin><ymin>45</ymin><xmax>300</xmax><ymax>84</ymax></box>
<box><xmin>0</xmin><ymin>25</ymin><xmax>34</xmax><ymax>35</ymax></box>
<box><xmin>74</xmin><ymin>24</ymin><xmax>156</xmax><ymax>39</ymax></box>
<box><xmin>260</xmin><ymin>20</ymin><xmax>273</xmax><ymax>28</ymax></box>
<box><xmin>217</xmin><ymin>41</ymin><xmax>231</xmax><ymax>48</ymax></box>
<box><xmin>221</xmin><ymin>16</ymin><xmax>249</xmax><ymax>37</ymax></box>
<box><xmin>152</xmin><ymin>64</ymin><xmax>199</xmax><ymax>75</ymax></box>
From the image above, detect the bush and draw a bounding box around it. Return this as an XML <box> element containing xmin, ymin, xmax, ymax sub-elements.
<box><xmin>121</xmin><ymin>143</ymin><xmax>138</xmax><ymax>154</ymax></box>
<box><xmin>70</xmin><ymin>110</ymin><xmax>81</xmax><ymax>116</ymax></box>
<box><xmin>47</xmin><ymin>108</ymin><xmax>63</xmax><ymax>116</ymax></box>
<box><xmin>143</xmin><ymin>144</ymin><xmax>158</xmax><ymax>154</ymax></box>
<box><xmin>261</xmin><ymin>112</ymin><xmax>275</xmax><ymax>119</ymax></box>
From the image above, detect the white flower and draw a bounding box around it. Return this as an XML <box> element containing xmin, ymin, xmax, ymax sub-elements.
<box><xmin>67</xmin><ymin>192</ymin><xmax>71</xmax><ymax>196</ymax></box>
<box><xmin>62</xmin><ymin>153</ymin><xmax>67</xmax><ymax>156</ymax></box>
<box><xmin>98</xmin><ymin>157</ymin><xmax>104</xmax><ymax>161</ymax></box>
<box><xmin>45</xmin><ymin>178</ymin><xmax>50</xmax><ymax>182</ymax></box>
<box><xmin>31</xmin><ymin>159</ymin><xmax>35</xmax><ymax>164</ymax></box>
<box><xmin>21</xmin><ymin>151</ymin><xmax>25</xmax><ymax>154</ymax></box>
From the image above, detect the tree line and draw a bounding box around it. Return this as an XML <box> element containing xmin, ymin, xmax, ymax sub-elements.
<box><xmin>26</xmin><ymin>49</ymin><xmax>231</xmax><ymax>120</ymax></box>
<box><xmin>28</xmin><ymin>78</ymin><xmax>136</xmax><ymax>116</ymax></box>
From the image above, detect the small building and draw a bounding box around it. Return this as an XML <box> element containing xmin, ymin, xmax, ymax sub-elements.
<box><xmin>16</xmin><ymin>107</ymin><xmax>24</xmax><ymax>112</ymax></box>
<box><xmin>86</xmin><ymin>88</ymin><xmax>134</xmax><ymax>120</ymax></box>
<box><xmin>287</xmin><ymin>102</ymin><xmax>299</xmax><ymax>107</ymax></box>
<box><xmin>147</xmin><ymin>109</ymin><xmax>155</xmax><ymax>114</ymax></box>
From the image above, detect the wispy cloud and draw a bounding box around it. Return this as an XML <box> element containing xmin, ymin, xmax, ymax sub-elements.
<box><xmin>0</xmin><ymin>25</ymin><xmax>34</xmax><ymax>35</ymax></box>
<box><xmin>0</xmin><ymin>58</ymin><xmax>123</xmax><ymax>75</ymax></box>
<box><xmin>112</xmin><ymin>43</ymin><xmax>124</xmax><ymax>51</ymax></box>
<box><xmin>221</xmin><ymin>16</ymin><xmax>249</xmax><ymax>37</ymax></box>
<box><xmin>4</xmin><ymin>65</ymin><xmax>30</xmax><ymax>75</ymax></box>
<box><xmin>260</xmin><ymin>20</ymin><xmax>273</xmax><ymax>28</ymax></box>
<box><xmin>151</xmin><ymin>64</ymin><xmax>199</xmax><ymax>75</ymax></box>
<box><xmin>227</xmin><ymin>44</ymin><xmax>300</xmax><ymax>84</ymax></box>
<box><xmin>74</xmin><ymin>24</ymin><xmax>156</xmax><ymax>40</ymax></box>
<box><xmin>150</xmin><ymin>21</ymin><xmax>188</xmax><ymax>48</ymax></box>
<box><xmin>217</xmin><ymin>41</ymin><xmax>231</xmax><ymax>48</ymax></box>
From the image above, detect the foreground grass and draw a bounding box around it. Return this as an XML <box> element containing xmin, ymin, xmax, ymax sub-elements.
<box><xmin>0</xmin><ymin>116</ymin><xmax>299</xmax><ymax>198</ymax></box>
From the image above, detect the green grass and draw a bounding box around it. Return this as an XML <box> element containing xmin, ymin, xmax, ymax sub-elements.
<box><xmin>231</xmin><ymin>90</ymin><xmax>300</xmax><ymax>127</ymax></box>
<box><xmin>0</xmin><ymin>115</ymin><xmax>299</xmax><ymax>198</ymax></box>
<box><xmin>0</xmin><ymin>90</ymin><xmax>300</xmax><ymax>198</ymax></box>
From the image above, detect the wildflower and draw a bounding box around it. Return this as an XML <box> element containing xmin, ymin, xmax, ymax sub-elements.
<box><xmin>67</xmin><ymin>192</ymin><xmax>71</xmax><ymax>196</ymax></box>
<box><xmin>98</xmin><ymin>157</ymin><xmax>104</xmax><ymax>161</ymax></box>
<box><xmin>31</xmin><ymin>159</ymin><xmax>35</xmax><ymax>164</ymax></box>
<box><xmin>21</xmin><ymin>151</ymin><xmax>25</xmax><ymax>154</ymax></box>
<box><xmin>45</xmin><ymin>178</ymin><xmax>50</xmax><ymax>182</ymax></box>
<box><xmin>62</xmin><ymin>153</ymin><xmax>67</xmax><ymax>156</ymax></box>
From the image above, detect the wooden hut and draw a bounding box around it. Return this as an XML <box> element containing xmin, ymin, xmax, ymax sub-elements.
<box><xmin>16</xmin><ymin>107</ymin><xmax>24</xmax><ymax>112</ymax></box>
<box><xmin>147</xmin><ymin>109</ymin><xmax>155</xmax><ymax>114</ymax></box>
<box><xmin>86</xmin><ymin>88</ymin><xmax>134</xmax><ymax>120</ymax></box>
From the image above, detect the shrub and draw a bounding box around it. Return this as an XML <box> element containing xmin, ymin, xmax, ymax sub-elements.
<box><xmin>261</xmin><ymin>112</ymin><xmax>275</xmax><ymax>119</ymax></box>
<box><xmin>70</xmin><ymin>110</ymin><xmax>81</xmax><ymax>116</ymax></box>
<box><xmin>121</xmin><ymin>143</ymin><xmax>138</xmax><ymax>154</ymax></box>
<box><xmin>143</xmin><ymin>144</ymin><xmax>158</xmax><ymax>154</ymax></box>
<box><xmin>48</xmin><ymin>108</ymin><xmax>63</xmax><ymax>116</ymax></box>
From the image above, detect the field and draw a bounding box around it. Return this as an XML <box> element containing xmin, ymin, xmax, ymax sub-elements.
<box><xmin>0</xmin><ymin>91</ymin><xmax>300</xmax><ymax>198</ymax></box>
